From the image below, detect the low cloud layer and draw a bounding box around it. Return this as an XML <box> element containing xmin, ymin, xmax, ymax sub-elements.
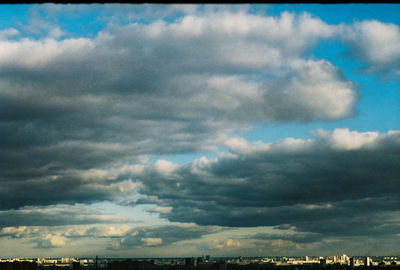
<box><xmin>108</xmin><ymin>224</ymin><xmax>220</xmax><ymax>250</ymax></box>
<box><xmin>0</xmin><ymin>223</ymin><xmax>221</xmax><ymax>254</ymax></box>
<box><xmin>252</xmin><ymin>232</ymin><xmax>323</xmax><ymax>244</ymax></box>
<box><xmin>0</xmin><ymin>205</ymin><xmax>132</xmax><ymax>227</ymax></box>
<box><xmin>129</xmin><ymin>129</ymin><xmax>400</xmax><ymax>239</ymax></box>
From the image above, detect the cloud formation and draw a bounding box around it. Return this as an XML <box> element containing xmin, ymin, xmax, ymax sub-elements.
<box><xmin>252</xmin><ymin>231</ymin><xmax>323</xmax><ymax>244</ymax></box>
<box><xmin>129</xmin><ymin>129</ymin><xmax>400</xmax><ymax>238</ymax></box>
<box><xmin>36</xmin><ymin>234</ymin><xmax>68</xmax><ymax>248</ymax></box>
<box><xmin>214</xmin><ymin>238</ymin><xmax>241</xmax><ymax>249</ymax></box>
<box><xmin>0</xmin><ymin>10</ymin><xmax>366</xmax><ymax>211</ymax></box>
<box><xmin>107</xmin><ymin>224</ymin><xmax>220</xmax><ymax>250</ymax></box>
<box><xmin>1</xmin><ymin>5</ymin><xmax>399</xmax><ymax>255</ymax></box>
<box><xmin>0</xmin><ymin>226</ymin><xmax>41</xmax><ymax>238</ymax></box>
<box><xmin>0</xmin><ymin>223</ymin><xmax>220</xmax><ymax>252</ymax></box>
<box><xmin>0</xmin><ymin>205</ymin><xmax>131</xmax><ymax>227</ymax></box>
<box><xmin>341</xmin><ymin>20</ymin><xmax>400</xmax><ymax>78</ymax></box>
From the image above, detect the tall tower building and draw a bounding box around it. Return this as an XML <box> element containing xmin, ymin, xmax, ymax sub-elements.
<box><xmin>365</xmin><ymin>257</ymin><xmax>371</xmax><ymax>267</ymax></box>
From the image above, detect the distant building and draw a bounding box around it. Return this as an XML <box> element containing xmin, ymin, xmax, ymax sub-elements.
<box><xmin>350</xmin><ymin>257</ymin><xmax>355</xmax><ymax>267</ymax></box>
<box><xmin>365</xmin><ymin>257</ymin><xmax>371</xmax><ymax>267</ymax></box>
<box><xmin>61</xmin><ymin>258</ymin><xmax>75</xmax><ymax>264</ymax></box>
<box><xmin>340</xmin><ymin>254</ymin><xmax>349</xmax><ymax>265</ymax></box>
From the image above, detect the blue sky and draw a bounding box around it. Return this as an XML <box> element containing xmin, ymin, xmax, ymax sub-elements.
<box><xmin>0</xmin><ymin>4</ymin><xmax>399</xmax><ymax>258</ymax></box>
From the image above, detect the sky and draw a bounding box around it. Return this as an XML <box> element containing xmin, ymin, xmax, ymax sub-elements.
<box><xmin>0</xmin><ymin>4</ymin><xmax>399</xmax><ymax>258</ymax></box>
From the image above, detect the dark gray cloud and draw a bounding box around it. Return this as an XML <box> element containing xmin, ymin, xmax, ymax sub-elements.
<box><xmin>0</xmin><ymin>168</ymin><xmax>137</xmax><ymax>210</ymax></box>
<box><xmin>0</xmin><ymin>10</ymin><xmax>361</xmax><ymax>211</ymax></box>
<box><xmin>127</xmin><ymin>129</ymin><xmax>400</xmax><ymax>239</ymax></box>
<box><xmin>0</xmin><ymin>205</ymin><xmax>131</xmax><ymax>227</ymax></box>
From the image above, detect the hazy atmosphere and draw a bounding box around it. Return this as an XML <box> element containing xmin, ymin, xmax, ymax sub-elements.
<box><xmin>0</xmin><ymin>4</ymin><xmax>399</xmax><ymax>258</ymax></box>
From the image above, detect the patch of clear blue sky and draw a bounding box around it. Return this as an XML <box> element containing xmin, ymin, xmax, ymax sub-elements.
<box><xmin>0</xmin><ymin>5</ymin><xmax>30</xmax><ymax>27</ymax></box>
<box><xmin>2</xmin><ymin>4</ymin><xmax>398</xmax><ymax>162</ymax></box>
<box><xmin>0</xmin><ymin>4</ymin><xmax>190</xmax><ymax>37</ymax></box>
<box><xmin>256</xmin><ymin>4</ymin><xmax>400</xmax><ymax>24</ymax></box>
<box><xmin>2</xmin><ymin>4</ymin><xmax>400</xmax><ymax>32</ymax></box>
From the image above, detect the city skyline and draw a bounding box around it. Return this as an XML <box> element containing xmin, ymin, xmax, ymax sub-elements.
<box><xmin>2</xmin><ymin>255</ymin><xmax>399</xmax><ymax>270</ymax></box>
<box><xmin>0</xmin><ymin>4</ymin><xmax>399</xmax><ymax>257</ymax></box>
